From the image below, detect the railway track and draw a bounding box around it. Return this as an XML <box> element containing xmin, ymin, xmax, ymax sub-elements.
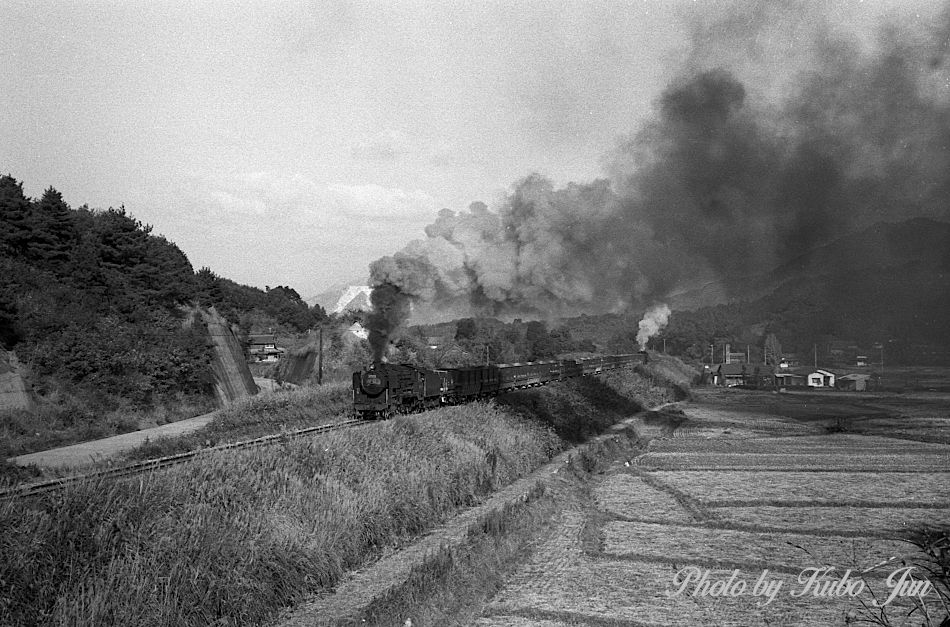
<box><xmin>0</xmin><ymin>418</ymin><xmax>368</xmax><ymax>501</ymax></box>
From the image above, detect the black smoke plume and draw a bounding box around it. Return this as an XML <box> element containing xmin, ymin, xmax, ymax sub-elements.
<box><xmin>365</xmin><ymin>281</ymin><xmax>410</xmax><ymax>362</ymax></box>
<box><xmin>369</xmin><ymin>3</ymin><xmax>950</xmax><ymax>337</ymax></box>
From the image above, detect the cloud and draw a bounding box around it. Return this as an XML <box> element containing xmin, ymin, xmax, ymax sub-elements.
<box><xmin>204</xmin><ymin>171</ymin><xmax>436</xmax><ymax>221</ymax></box>
<box><xmin>351</xmin><ymin>129</ymin><xmax>411</xmax><ymax>162</ymax></box>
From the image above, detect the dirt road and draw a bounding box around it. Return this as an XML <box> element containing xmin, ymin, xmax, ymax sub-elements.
<box><xmin>475</xmin><ymin>392</ymin><xmax>950</xmax><ymax>625</ymax></box>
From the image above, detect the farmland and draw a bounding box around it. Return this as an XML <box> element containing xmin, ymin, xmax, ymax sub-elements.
<box><xmin>472</xmin><ymin>387</ymin><xmax>950</xmax><ymax>626</ymax></box>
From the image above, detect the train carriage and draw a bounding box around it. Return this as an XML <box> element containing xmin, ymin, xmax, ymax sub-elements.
<box><xmin>444</xmin><ymin>365</ymin><xmax>500</xmax><ymax>401</ymax></box>
<box><xmin>353</xmin><ymin>352</ymin><xmax>646</xmax><ymax>418</ymax></box>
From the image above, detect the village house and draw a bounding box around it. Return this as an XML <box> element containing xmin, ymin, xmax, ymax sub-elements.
<box><xmin>774</xmin><ymin>371</ymin><xmax>807</xmax><ymax>388</ymax></box>
<box><xmin>246</xmin><ymin>334</ymin><xmax>285</xmax><ymax>362</ymax></box>
<box><xmin>712</xmin><ymin>363</ymin><xmax>774</xmax><ymax>388</ymax></box>
<box><xmin>807</xmin><ymin>369</ymin><xmax>836</xmax><ymax>388</ymax></box>
<box><xmin>347</xmin><ymin>321</ymin><xmax>369</xmax><ymax>340</ymax></box>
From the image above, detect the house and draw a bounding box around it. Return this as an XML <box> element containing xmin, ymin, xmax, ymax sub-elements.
<box><xmin>807</xmin><ymin>369</ymin><xmax>836</xmax><ymax>388</ymax></box>
<box><xmin>713</xmin><ymin>363</ymin><xmax>773</xmax><ymax>388</ymax></box>
<box><xmin>855</xmin><ymin>355</ymin><xmax>869</xmax><ymax>366</ymax></box>
<box><xmin>347</xmin><ymin>322</ymin><xmax>369</xmax><ymax>340</ymax></box>
<box><xmin>246</xmin><ymin>334</ymin><xmax>285</xmax><ymax>362</ymax></box>
<box><xmin>774</xmin><ymin>371</ymin><xmax>807</xmax><ymax>388</ymax></box>
<box><xmin>778</xmin><ymin>353</ymin><xmax>800</xmax><ymax>369</ymax></box>
<box><xmin>838</xmin><ymin>373</ymin><xmax>872</xmax><ymax>392</ymax></box>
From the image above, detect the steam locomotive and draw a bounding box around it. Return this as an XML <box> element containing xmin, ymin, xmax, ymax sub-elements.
<box><xmin>352</xmin><ymin>353</ymin><xmax>645</xmax><ymax>419</ymax></box>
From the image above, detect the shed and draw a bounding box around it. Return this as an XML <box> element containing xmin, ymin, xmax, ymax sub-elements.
<box><xmin>838</xmin><ymin>373</ymin><xmax>871</xmax><ymax>392</ymax></box>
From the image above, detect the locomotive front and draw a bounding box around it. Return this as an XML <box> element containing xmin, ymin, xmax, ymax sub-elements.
<box><xmin>352</xmin><ymin>363</ymin><xmax>391</xmax><ymax>418</ymax></box>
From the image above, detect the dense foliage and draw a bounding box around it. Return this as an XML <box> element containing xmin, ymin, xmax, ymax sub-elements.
<box><xmin>0</xmin><ymin>175</ymin><xmax>325</xmax><ymax>420</ymax></box>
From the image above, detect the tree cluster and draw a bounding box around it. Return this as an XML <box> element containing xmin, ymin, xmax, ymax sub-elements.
<box><xmin>0</xmin><ymin>175</ymin><xmax>325</xmax><ymax>412</ymax></box>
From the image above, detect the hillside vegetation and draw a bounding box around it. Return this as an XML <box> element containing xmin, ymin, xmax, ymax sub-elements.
<box><xmin>0</xmin><ymin>175</ymin><xmax>326</xmax><ymax>455</ymax></box>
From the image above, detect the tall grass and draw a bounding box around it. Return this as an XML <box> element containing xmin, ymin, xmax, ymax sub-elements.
<box><xmin>1</xmin><ymin>365</ymin><xmax>681</xmax><ymax>626</ymax></box>
<box><xmin>0</xmin><ymin>393</ymin><xmax>216</xmax><ymax>459</ymax></box>
<box><xmin>0</xmin><ymin>404</ymin><xmax>559</xmax><ymax>626</ymax></box>
<box><xmin>123</xmin><ymin>382</ymin><xmax>351</xmax><ymax>461</ymax></box>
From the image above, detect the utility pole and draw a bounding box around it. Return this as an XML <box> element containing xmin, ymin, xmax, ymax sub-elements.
<box><xmin>710</xmin><ymin>343</ymin><xmax>714</xmax><ymax>365</ymax></box>
<box><xmin>318</xmin><ymin>326</ymin><xmax>324</xmax><ymax>385</ymax></box>
<box><xmin>814</xmin><ymin>343</ymin><xmax>817</xmax><ymax>369</ymax></box>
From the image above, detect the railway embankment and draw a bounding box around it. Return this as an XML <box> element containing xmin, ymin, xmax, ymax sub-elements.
<box><xmin>0</xmin><ymin>356</ymin><xmax>695</xmax><ymax>627</ymax></box>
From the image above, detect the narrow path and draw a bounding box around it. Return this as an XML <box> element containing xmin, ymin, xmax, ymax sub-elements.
<box><xmin>475</xmin><ymin>395</ymin><xmax>950</xmax><ymax>626</ymax></box>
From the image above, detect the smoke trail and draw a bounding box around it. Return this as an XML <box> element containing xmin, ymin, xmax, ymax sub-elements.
<box><xmin>365</xmin><ymin>281</ymin><xmax>410</xmax><ymax>362</ymax></box>
<box><xmin>368</xmin><ymin>3</ymin><xmax>950</xmax><ymax>333</ymax></box>
<box><xmin>636</xmin><ymin>304</ymin><xmax>672</xmax><ymax>350</ymax></box>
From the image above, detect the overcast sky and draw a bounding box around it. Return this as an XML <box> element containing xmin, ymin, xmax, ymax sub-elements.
<box><xmin>1</xmin><ymin>0</ymin><xmax>931</xmax><ymax>298</ymax></box>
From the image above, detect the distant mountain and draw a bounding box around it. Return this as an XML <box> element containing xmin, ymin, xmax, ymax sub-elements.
<box><xmin>667</xmin><ymin>217</ymin><xmax>950</xmax><ymax>311</ymax></box>
<box><xmin>309</xmin><ymin>284</ymin><xmax>372</xmax><ymax>314</ymax></box>
<box><xmin>660</xmin><ymin>217</ymin><xmax>950</xmax><ymax>364</ymax></box>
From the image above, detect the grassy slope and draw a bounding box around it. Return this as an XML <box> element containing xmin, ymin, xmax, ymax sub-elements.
<box><xmin>0</xmin><ymin>363</ymin><xmax>688</xmax><ymax>626</ymax></box>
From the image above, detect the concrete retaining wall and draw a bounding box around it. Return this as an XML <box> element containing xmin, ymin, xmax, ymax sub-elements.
<box><xmin>197</xmin><ymin>307</ymin><xmax>258</xmax><ymax>404</ymax></box>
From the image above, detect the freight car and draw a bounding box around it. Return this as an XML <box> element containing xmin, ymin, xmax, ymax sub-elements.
<box><xmin>353</xmin><ymin>353</ymin><xmax>644</xmax><ymax>419</ymax></box>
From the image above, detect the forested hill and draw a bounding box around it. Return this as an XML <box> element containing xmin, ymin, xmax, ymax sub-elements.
<box><xmin>0</xmin><ymin>174</ymin><xmax>325</xmax><ymax>413</ymax></box>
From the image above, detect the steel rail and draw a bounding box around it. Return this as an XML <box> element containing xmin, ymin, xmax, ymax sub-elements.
<box><xmin>1</xmin><ymin>418</ymin><xmax>368</xmax><ymax>501</ymax></box>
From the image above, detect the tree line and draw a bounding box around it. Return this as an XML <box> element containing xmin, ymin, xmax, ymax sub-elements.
<box><xmin>0</xmin><ymin>174</ymin><xmax>326</xmax><ymax>413</ymax></box>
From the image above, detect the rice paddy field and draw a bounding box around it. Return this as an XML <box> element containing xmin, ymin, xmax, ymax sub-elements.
<box><xmin>474</xmin><ymin>386</ymin><xmax>950</xmax><ymax>626</ymax></box>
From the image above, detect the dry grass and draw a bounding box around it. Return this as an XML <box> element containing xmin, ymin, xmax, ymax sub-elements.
<box><xmin>1</xmin><ymin>363</ymin><xmax>676</xmax><ymax>627</ymax></box>
<box><xmin>0</xmin><ymin>395</ymin><xmax>216</xmax><ymax>459</ymax></box>
<box><xmin>0</xmin><ymin>403</ymin><xmax>559</xmax><ymax>626</ymax></box>
<box><xmin>122</xmin><ymin>382</ymin><xmax>351</xmax><ymax>461</ymax></box>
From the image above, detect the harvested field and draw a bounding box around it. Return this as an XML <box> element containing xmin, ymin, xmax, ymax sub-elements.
<box><xmin>650</xmin><ymin>432</ymin><xmax>950</xmax><ymax>453</ymax></box>
<box><xmin>712</xmin><ymin>505</ymin><xmax>950</xmax><ymax>535</ymax></box>
<box><xmin>600</xmin><ymin>520</ymin><xmax>909</xmax><ymax>571</ymax></box>
<box><xmin>638</xmin><ymin>451</ymin><xmax>950</xmax><ymax>471</ymax></box>
<box><xmin>593</xmin><ymin>474</ymin><xmax>695</xmax><ymax>523</ymax></box>
<box><xmin>650</xmin><ymin>470</ymin><xmax>950</xmax><ymax>506</ymax></box>
<box><xmin>474</xmin><ymin>388</ymin><xmax>950</xmax><ymax>626</ymax></box>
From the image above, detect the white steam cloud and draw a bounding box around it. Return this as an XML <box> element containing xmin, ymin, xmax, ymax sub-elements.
<box><xmin>636</xmin><ymin>303</ymin><xmax>671</xmax><ymax>350</ymax></box>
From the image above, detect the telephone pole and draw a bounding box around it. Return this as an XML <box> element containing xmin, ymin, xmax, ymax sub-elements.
<box><xmin>318</xmin><ymin>326</ymin><xmax>324</xmax><ymax>385</ymax></box>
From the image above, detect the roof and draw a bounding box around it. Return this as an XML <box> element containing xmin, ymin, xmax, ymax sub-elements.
<box><xmin>248</xmin><ymin>334</ymin><xmax>276</xmax><ymax>344</ymax></box>
<box><xmin>716</xmin><ymin>363</ymin><xmax>774</xmax><ymax>376</ymax></box>
<box><xmin>838</xmin><ymin>373</ymin><xmax>872</xmax><ymax>381</ymax></box>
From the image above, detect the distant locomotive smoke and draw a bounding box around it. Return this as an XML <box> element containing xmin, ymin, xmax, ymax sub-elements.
<box><xmin>636</xmin><ymin>304</ymin><xmax>671</xmax><ymax>350</ymax></box>
<box><xmin>369</xmin><ymin>3</ymin><xmax>950</xmax><ymax>328</ymax></box>
<box><xmin>365</xmin><ymin>281</ymin><xmax>410</xmax><ymax>362</ymax></box>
